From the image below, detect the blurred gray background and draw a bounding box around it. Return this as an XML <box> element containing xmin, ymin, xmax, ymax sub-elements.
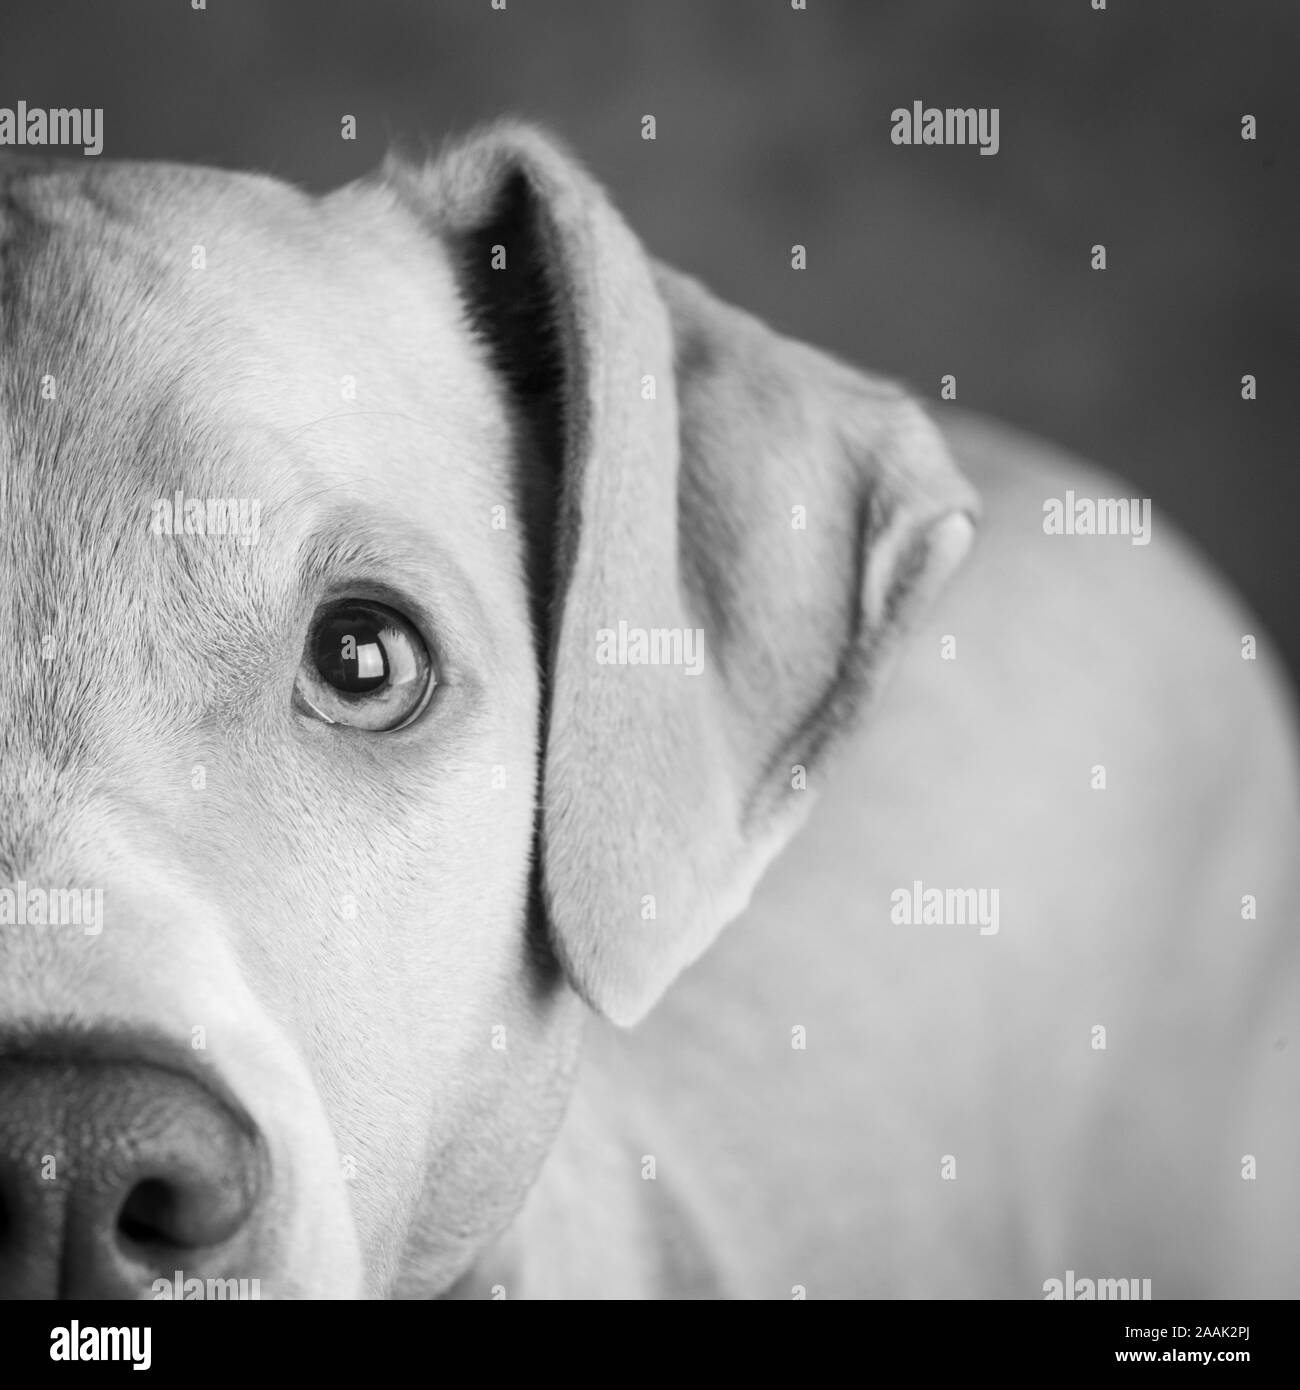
<box><xmin>5</xmin><ymin>0</ymin><xmax>1296</xmax><ymax>682</ymax></box>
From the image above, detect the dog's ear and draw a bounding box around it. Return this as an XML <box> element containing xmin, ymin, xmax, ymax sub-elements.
<box><xmin>385</xmin><ymin>124</ymin><xmax>979</xmax><ymax>1026</ymax></box>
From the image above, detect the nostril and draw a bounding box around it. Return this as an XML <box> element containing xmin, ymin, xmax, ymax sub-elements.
<box><xmin>117</xmin><ymin>1178</ymin><xmax>181</xmax><ymax>1247</ymax></box>
<box><xmin>114</xmin><ymin>1151</ymin><xmax>261</xmax><ymax>1254</ymax></box>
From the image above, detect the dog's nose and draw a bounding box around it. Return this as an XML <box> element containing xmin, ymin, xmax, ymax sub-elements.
<box><xmin>0</xmin><ymin>1046</ymin><xmax>265</xmax><ymax>1298</ymax></box>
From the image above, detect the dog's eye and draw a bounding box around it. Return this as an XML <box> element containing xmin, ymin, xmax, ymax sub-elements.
<box><xmin>294</xmin><ymin>600</ymin><xmax>436</xmax><ymax>732</ymax></box>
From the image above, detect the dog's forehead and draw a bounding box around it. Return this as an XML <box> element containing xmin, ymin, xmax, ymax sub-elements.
<box><xmin>0</xmin><ymin>155</ymin><xmax>505</xmax><ymax>480</ymax></box>
<box><xmin>0</xmin><ymin>158</ymin><xmax>516</xmax><ymax>543</ymax></box>
<box><xmin>0</xmin><ymin>159</ymin><xmax>523</xmax><ymax>757</ymax></box>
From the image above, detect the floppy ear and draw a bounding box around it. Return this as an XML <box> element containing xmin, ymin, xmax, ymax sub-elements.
<box><xmin>386</xmin><ymin>123</ymin><xmax>979</xmax><ymax>1026</ymax></box>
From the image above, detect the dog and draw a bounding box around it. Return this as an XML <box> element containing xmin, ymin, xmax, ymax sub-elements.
<box><xmin>0</xmin><ymin>122</ymin><xmax>1296</xmax><ymax>1300</ymax></box>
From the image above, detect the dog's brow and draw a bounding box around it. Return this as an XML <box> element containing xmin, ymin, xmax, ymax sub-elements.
<box><xmin>294</xmin><ymin>513</ymin><xmax>495</xmax><ymax>662</ymax></box>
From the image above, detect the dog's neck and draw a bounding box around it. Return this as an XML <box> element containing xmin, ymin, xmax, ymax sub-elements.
<box><xmin>435</xmin><ymin>1043</ymin><xmax>725</xmax><ymax>1300</ymax></box>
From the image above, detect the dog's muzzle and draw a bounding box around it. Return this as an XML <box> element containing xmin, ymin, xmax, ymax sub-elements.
<box><xmin>0</xmin><ymin>1030</ymin><xmax>266</xmax><ymax>1298</ymax></box>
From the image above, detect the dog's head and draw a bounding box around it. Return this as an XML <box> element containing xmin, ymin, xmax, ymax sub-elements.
<box><xmin>0</xmin><ymin>125</ymin><xmax>976</xmax><ymax>1297</ymax></box>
